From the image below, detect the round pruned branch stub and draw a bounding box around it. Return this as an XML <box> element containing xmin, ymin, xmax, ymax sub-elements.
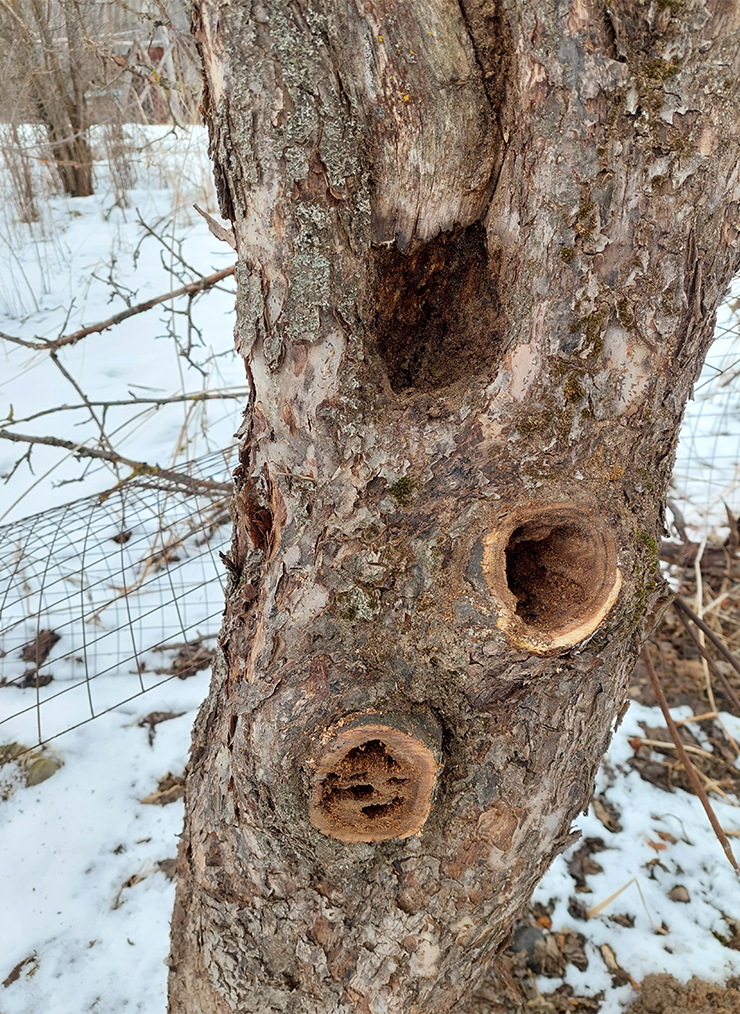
<box><xmin>482</xmin><ymin>504</ymin><xmax>622</xmax><ymax>656</ymax></box>
<box><xmin>308</xmin><ymin>713</ymin><xmax>442</xmax><ymax>843</ymax></box>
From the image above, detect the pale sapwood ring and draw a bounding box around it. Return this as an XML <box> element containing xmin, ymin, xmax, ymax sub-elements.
<box><xmin>482</xmin><ymin>504</ymin><xmax>622</xmax><ymax>656</ymax></box>
<box><xmin>308</xmin><ymin>712</ymin><xmax>442</xmax><ymax>843</ymax></box>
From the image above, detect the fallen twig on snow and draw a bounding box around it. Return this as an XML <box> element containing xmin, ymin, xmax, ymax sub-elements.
<box><xmin>642</xmin><ymin>645</ymin><xmax>739</xmax><ymax>872</ymax></box>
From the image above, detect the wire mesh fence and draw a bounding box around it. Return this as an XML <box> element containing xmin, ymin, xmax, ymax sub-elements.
<box><xmin>0</xmin><ymin>447</ymin><xmax>236</xmax><ymax>748</ymax></box>
<box><xmin>671</xmin><ymin>297</ymin><xmax>740</xmax><ymax>538</ymax></box>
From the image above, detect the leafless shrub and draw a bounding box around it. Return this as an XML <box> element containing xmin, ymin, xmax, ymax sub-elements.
<box><xmin>0</xmin><ymin>0</ymin><xmax>201</xmax><ymax>216</ymax></box>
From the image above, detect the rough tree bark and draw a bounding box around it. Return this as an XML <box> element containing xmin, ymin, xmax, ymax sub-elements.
<box><xmin>169</xmin><ymin>1</ymin><xmax>740</xmax><ymax>1011</ymax></box>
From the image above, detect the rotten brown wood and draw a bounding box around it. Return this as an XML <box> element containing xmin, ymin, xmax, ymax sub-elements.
<box><xmin>308</xmin><ymin>715</ymin><xmax>442</xmax><ymax>843</ymax></box>
<box><xmin>482</xmin><ymin>504</ymin><xmax>622</xmax><ymax>654</ymax></box>
<box><xmin>168</xmin><ymin>2</ymin><xmax>740</xmax><ymax>1012</ymax></box>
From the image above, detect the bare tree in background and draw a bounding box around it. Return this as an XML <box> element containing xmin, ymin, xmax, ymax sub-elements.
<box><xmin>0</xmin><ymin>0</ymin><xmax>96</xmax><ymax>196</ymax></box>
<box><xmin>0</xmin><ymin>0</ymin><xmax>200</xmax><ymax>206</ymax></box>
<box><xmin>167</xmin><ymin>1</ymin><xmax>740</xmax><ymax>1011</ymax></box>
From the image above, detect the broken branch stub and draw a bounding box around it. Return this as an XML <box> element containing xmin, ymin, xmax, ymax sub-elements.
<box><xmin>482</xmin><ymin>505</ymin><xmax>622</xmax><ymax>656</ymax></box>
<box><xmin>309</xmin><ymin>714</ymin><xmax>442</xmax><ymax>843</ymax></box>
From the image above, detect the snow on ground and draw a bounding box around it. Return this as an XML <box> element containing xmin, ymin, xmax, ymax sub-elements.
<box><xmin>2</xmin><ymin>687</ymin><xmax>740</xmax><ymax>1013</ymax></box>
<box><xmin>0</xmin><ymin>124</ymin><xmax>244</xmax><ymax>525</ymax></box>
<box><xmin>0</xmin><ymin>673</ymin><xmax>209</xmax><ymax>1014</ymax></box>
<box><xmin>533</xmin><ymin>702</ymin><xmax>740</xmax><ymax>1010</ymax></box>
<box><xmin>1</xmin><ymin>126</ymin><xmax>740</xmax><ymax>1013</ymax></box>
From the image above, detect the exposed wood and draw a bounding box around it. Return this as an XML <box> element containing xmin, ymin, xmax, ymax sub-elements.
<box><xmin>308</xmin><ymin>714</ymin><xmax>442</xmax><ymax>843</ymax></box>
<box><xmin>481</xmin><ymin>504</ymin><xmax>623</xmax><ymax>654</ymax></box>
<box><xmin>169</xmin><ymin>1</ymin><xmax>740</xmax><ymax>1011</ymax></box>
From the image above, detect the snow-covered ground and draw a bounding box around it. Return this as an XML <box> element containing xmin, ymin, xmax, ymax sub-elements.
<box><xmin>533</xmin><ymin>701</ymin><xmax>740</xmax><ymax>1011</ymax></box>
<box><xmin>0</xmin><ymin>125</ymin><xmax>245</xmax><ymax>526</ymax></box>
<box><xmin>1</xmin><ymin>126</ymin><xmax>740</xmax><ymax>1013</ymax></box>
<box><xmin>0</xmin><ymin>674</ymin><xmax>208</xmax><ymax>1014</ymax></box>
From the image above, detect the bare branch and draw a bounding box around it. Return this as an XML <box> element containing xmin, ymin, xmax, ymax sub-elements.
<box><xmin>0</xmin><ymin>0</ymin><xmax>30</xmax><ymax>33</ymax></box>
<box><xmin>3</xmin><ymin>389</ymin><xmax>250</xmax><ymax>426</ymax></box>
<box><xmin>642</xmin><ymin>646</ymin><xmax>738</xmax><ymax>872</ymax></box>
<box><xmin>673</xmin><ymin>606</ymin><xmax>740</xmax><ymax>716</ymax></box>
<box><xmin>135</xmin><ymin>211</ymin><xmax>212</xmax><ymax>281</ymax></box>
<box><xmin>0</xmin><ymin>329</ymin><xmax>41</xmax><ymax>351</ymax></box>
<box><xmin>48</xmin><ymin>350</ymin><xmax>118</xmax><ymax>462</ymax></box>
<box><xmin>0</xmin><ymin>264</ymin><xmax>236</xmax><ymax>352</ymax></box>
<box><xmin>0</xmin><ymin>428</ymin><xmax>232</xmax><ymax>496</ymax></box>
<box><xmin>674</xmin><ymin>595</ymin><xmax>740</xmax><ymax>682</ymax></box>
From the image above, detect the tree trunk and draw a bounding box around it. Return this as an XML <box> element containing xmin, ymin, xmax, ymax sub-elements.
<box><xmin>169</xmin><ymin>2</ymin><xmax>740</xmax><ymax>1011</ymax></box>
<box><xmin>25</xmin><ymin>0</ymin><xmax>94</xmax><ymax>198</ymax></box>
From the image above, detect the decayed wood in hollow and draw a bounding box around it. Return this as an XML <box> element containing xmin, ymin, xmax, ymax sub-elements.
<box><xmin>309</xmin><ymin>716</ymin><xmax>442</xmax><ymax>843</ymax></box>
<box><xmin>482</xmin><ymin>504</ymin><xmax>622</xmax><ymax>655</ymax></box>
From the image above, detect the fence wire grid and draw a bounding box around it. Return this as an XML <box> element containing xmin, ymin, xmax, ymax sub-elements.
<box><xmin>0</xmin><ymin>447</ymin><xmax>236</xmax><ymax>749</ymax></box>
<box><xmin>1</xmin><ymin>297</ymin><xmax>739</xmax><ymax>752</ymax></box>
<box><xmin>671</xmin><ymin>303</ymin><xmax>740</xmax><ymax>534</ymax></box>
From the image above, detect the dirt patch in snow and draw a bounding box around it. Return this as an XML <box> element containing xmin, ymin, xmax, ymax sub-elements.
<box><xmin>626</xmin><ymin>974</ymin><xmax>740</xmax><ymax>1014</ymax></box>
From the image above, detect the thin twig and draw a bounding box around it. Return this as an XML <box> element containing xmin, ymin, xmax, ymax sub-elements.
<box><xmin>695</xmin><ymin>536</ymin><xmax>706</xmax><ymax>620</ymax></box>
<box><xmin>642</xmin><ymin>646</ymin><xmax>738</xmax><ymax>871</ymax></box>
<box><xmin>636</xmin><ymin>738</ymin><xmax>717</xmax><ymax>760</ymax></box>
<box><xmin>0</xmin><ymin>329</ymin><xmax>40</xmax><ymax>350</ymax></box>
<box><xmin>4</xmin><ymin>389</ymin><xmax>250</xmax><ymax>426</ymax></box>
<box><xmin>0</xmin><ymin>0</ymin><xmax>28</xmax><ymax>30</ymax></box>
<box><xmin>0</xmin><ymin>428</ymin><xmax>231</xmax><ymax>496</ymax></box>
<box><xmin>694</xmin><ymin>768</ymin><xmax>736</xmax><ymax>802</ymax></box>
<box><xmin>48</xmin><ymin>351</ymin><xmax>118</xmax><ymax>462</ymax></box>
<box><xmin>674</xmin><ymin>605</ymin><xmax>740</xmax><ymax>716</ymax></box>
<box><xmin>692</xmin><ymin>538</ymin><xmax>721</xmax><ymax>720</ymax></box>
<box><xmin>702</xmin><ymin>581</ymin><xmax>740</xmax><ymax>616</ymax></box>
<box><xmin>674</xmin><ymin>596</ymin><xmax>740</xmax><ymax>680</ymax></box>
<box><xmin>586</xmin><ymin>877</ymin><xmax>659</xmax><ymax>929</ymax></box>
<box><xmin>0</xmin><ymin>265</ymin><xmax>236</xmax><ymax>352</ymax></box>
<box><xmin>674</xmin><ymin>711</ymin><xmax>718</xmax><ymax>725</ymax></box>
<box><xmin>136</xmin><ymin>210</ymin><xmax>206</xmax><ymax>279</ymax></box>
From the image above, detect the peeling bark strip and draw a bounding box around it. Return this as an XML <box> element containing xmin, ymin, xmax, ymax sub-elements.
<box><xmin>170</xmin><ymin>2</ymin><xmax>740</xmax><ymax>1012</ymax></box>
